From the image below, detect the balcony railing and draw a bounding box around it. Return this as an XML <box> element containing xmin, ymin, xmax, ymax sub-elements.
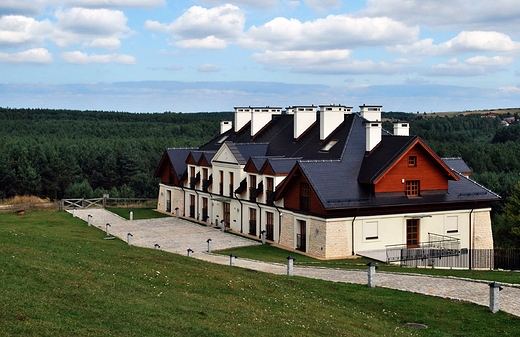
<box><xmin>386</xmin><ymin>233</ymin><xmax>461</xmax><ymax>263</ymax></box>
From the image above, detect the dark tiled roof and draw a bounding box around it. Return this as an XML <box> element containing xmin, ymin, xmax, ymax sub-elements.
<box><xmin>166</xmin><ymin>148</ymin><xmax>197</xmax><ymax>179</ymax></box>
<box><xmin>442</xmin><ymin>157</ymin><xmax>472</xmax><ymax>174</ymax></box>
<box><xmin>266</xmin><ymin>157</ymin><xmax>300</xmax><ymax>175</ymax></box>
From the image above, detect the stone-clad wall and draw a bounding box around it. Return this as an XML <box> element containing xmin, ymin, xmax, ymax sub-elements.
<box><xmin>473</xmin><ymin>209</ymin><xmax>494</xmax><ymax>250</ymax></box>
<box><xmin>279</xmin><ymin>213</ymin><xmax>295</xmax><ymax>249</ymax></box>
<box><xmin>308</xmin><ymin>218</ymin><xmax>351</xmax><ymax>259</ymax></box>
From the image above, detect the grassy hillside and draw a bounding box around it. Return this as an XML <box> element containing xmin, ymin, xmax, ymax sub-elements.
<box><xmin>1</xmin><ymin>211</ymin><xmax>519</xmax><ymax>336</ymax></box>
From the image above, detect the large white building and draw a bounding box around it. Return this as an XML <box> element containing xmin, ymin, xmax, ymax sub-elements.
<box><xmin>155</xmin><ymin>105</ymin><xmax>499</xmax><ymax>268</ymax></box>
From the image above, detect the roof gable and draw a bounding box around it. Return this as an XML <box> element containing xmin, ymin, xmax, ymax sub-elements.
<box><xmin>211</xmin><ymin>142</ymin><xmax>241</xmax><ymax>165</ymax></box>
<box><xmin>359</xmin><ymin>136</ymin><xmax>459</xmax><ymax>184</ymax></box>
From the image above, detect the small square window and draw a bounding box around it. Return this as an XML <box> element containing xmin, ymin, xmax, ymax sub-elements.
<box><xmin>408</xmin><ymin>156</ymin><xmax>417</xmax><ymax>167</ymax></box>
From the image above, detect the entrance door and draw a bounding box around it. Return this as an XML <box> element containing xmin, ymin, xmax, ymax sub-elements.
<box><xmin>406</xmin><ymin>219</ymin><xmax>419</xmax><ymax>248</ymax></box>
<box><xmin>223</xmin><ymin>202</ymin><xmax>230</xmax><ymax>228</ymax></box>
<box><xmin>189</xmin><ymin>195</ymin><xmax>195</xmax><ymax>218</ymax></box>
<box><xmin>166</xmin><ymin>190</ymin><xmax>171</xmax><ymax>212</ymax></box>
<box><xmin>249</xmin><ymin>208</ymin><xmax>257</xmax><ymax>236</ymax></box>
<box><xmin>266</xmin><ymin>212</ymin><xmax>274</xmax><ymax>241</ymax></box>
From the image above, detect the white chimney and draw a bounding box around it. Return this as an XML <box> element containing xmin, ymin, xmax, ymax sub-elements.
<box><xmin>290</xmin><ymin>106</ymin><xmax>317</xmax><ymax>139</ymax></box>
<box><xmin>319</xmin><ymin>104</ymin><xmax>351</xmax><ymax>140</ymax></box>
<box><xmin>250</xmin><ymin>106</ymin><xmax>281</xmax><ymax>136</ymax></box>
<box><xmin>360</xmin><ymin>105</ymin><xmax>383</xmax><ymax>152</ymax></box>
<box><xmin>234</xmin><ymin>107</ymin><xmax>252</xmax><ymax>132</ymax></box>
<box><xmin>220</xmin><ymin>121</ymin><xmax>232</xmax><ymax>134</ymax></box>
<box><xmin>393</xmin><ymin>121</ymin><xmax>409</xmax><ymax>136</ymax></box>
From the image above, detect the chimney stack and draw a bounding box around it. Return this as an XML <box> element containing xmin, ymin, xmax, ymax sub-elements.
<box><xmin>234</xmin><ymin>107</ymin><xmax>252</xmax><ymax>132</ymax></box>
<box><xmin>319</xmin><ymin>104</ymin><xmax>352</xmax><ymax>140</ymax></box>
<box><xmin>250</xmin><ymin>106</ymin><xmax>282</xmax><ymax>136</ymax></box>
<box><xmin>360</xmin><ymin>105</ymin><xmax>383</xmax><ymax>152</ymax></box>
<box><xmin>288</xmin><ymin>105</ymin><xmax>317</xmax><ymax>139</ymax></box>
<box><xmin>220</xmin><ymin>121</ymin><xmax>232</xmax><ymax>134</ymax></box>
<box><xmin>393</xmin><ymin>121</ymin><xmax>409</xmax><ymax>136</ymax></box>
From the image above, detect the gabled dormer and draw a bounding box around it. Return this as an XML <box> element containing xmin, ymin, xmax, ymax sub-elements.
<box><xmin>358</xmin><ymin>136</ymin><xmax>459</xmax><ymax>196</ymax></box>
<box><xmin>274</xmin><ymin>163</ymin><xmax>325</xmax><ymax>214</ymax></box>
<box><xmin>153</xmin><ymin>148</ymin><xmax>195</xmax><ymax>186</ymax></box>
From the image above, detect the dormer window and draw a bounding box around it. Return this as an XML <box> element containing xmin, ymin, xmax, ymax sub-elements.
<box><xmin>408</xmin><ymin>156</ymin><xmax>417</xmax><ymax>167</ymax></box>
<box><xmin>406</xmin><ymin>180</ymin><xmax>420</xmax><ymax>196</ymax></box>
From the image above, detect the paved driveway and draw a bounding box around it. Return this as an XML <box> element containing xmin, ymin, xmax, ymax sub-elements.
<box><xmin>71</xmin><ymin>208</ymin><xmax>260</xmax><ymax>255</ymax></box>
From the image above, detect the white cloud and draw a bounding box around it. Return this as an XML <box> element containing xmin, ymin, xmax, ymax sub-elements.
<box><xmin>243</xmin><ymin>15</ymin><xmax>418</xmax><ymax>51</ymax></box>
<box><xmin>176</xmin><ymin>36</ymin><xmax>227</xmax><ymax>50</ymax></box>
<box><xmin>0</xmin><ymin>48</ymin><xmax>53</xmax><ymax>64</ymax></box>
<box><xmin>465</xmin><ymin>55</ymin><xmax>513</xmax><ymax>66</ymax></box>
<box><xmin>424</xmin><ymin>56</ymin><xmax>510</xmax><ymax>77</ymax></box>
<box><xmin>0</xmin><ymin>15</ymin><xmax>53</xmax><ymax>46</ymax></box>
<box><xmin>53</xmin><ymin>8</ymin><xmax>131</xmax><ymax>50</ymax></box>
<box><xmin>145</xmin><ymin>4</ymin><xmax>245</xmax><ymax>50</ymax></box>
<box><xmin>64</xmin><ymin>0</ymin><xmax>166</xmax><ymax>9</ymax></box>
<box><xmin>363</xmin><ymin>0</ymin><xmax>520</xmax><ymax>32</ymax></box>
<box><xmin>391</xmin><ymin>31</ymin><xmax>520</xmax><ymax>56</ymax></box>
<box><xmin>304</xmin><ymin>0</ymin><xmax>341</xmax><ymax>12</ymax></box>
<box><xmin>197</xmin><ymin>63</ymin><xmax>221</xmax><ymax>72</ymax></box>
<box><xmin>196</xmin><ymin>0</ymin><xmax>277</xmax><ymax>10</ymax></box>
<box><xmin>254</xmin><ymin>49</ymin><xmax>351</xmax><ymax>66</ymax></box>
<box><xmin>254</xmin><ymin>49</ymin><xmax>403</xmax><ymax>74</ymax></box>
<box><xmin>499</xmin><ymin>86</ymin><xmax>520</xmax><ymax>94</ymax></box>
<box><xmin>0</xmin><ymin>0</ymin><xmax>46</xmax><ymax>16</ymax></box>
<box><xmin>61</xmin><ymin>51</ymin><xmax>135</xmax><ymax>64</ymax></box>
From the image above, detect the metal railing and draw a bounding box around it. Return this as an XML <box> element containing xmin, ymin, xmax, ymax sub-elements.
<box><xmin>386</xmin><ymin>233</ymin><xmax>461</xmax><ymax>263</ymax></box>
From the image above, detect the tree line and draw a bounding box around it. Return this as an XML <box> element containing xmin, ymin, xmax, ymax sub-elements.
<box><xmin>0</xmin><ymin>108</ymin><xmax>232</xmax><ymax>200</ymax></box>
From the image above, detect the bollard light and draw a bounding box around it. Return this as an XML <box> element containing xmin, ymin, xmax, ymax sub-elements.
<box><xmin>105</xmin><ymin>223</ymin><xmax>111</xmax><ymax>236</ymax></box>
<box><xmin>287</xmin><ymin>256</ymin><xmax>295</xmax><ymax>276</ymax></box>
<box><xmin>206</xmin><ymin>238</ymin><xmax>212</xmax><ymax>253</ymax></box>
<box><xmin>230</xmin><ymin>254</ymin><xmax>237</xmax><ymax>266</ymax></box>
<box><xmin>261</xmin><ymin>230</ymin><xmax>267</xmax><ymax>245</ymax></box>
<box><xmin>367</xmin><ymin>262</ymin><xmax>378</xmax><ymax>288</ymax></box>
<box><xmin>187</xmin><ymin>248</ymin><xmax>194</xmax><ymax>257</ymax></box>
<box><xmin>127</xmin><ymin>233</ymin><xmax>133</xmax><ymax>245</ymax></box>
<box><xmin>129</xmin><ymin>210</ymin><xmax>133</xmax><ymax>221</ymax></box>
<box><xmin>87</xmin><ymin>214</ymin><xmax>92</xmax><ymax>226</ymax></box>
<box><xmin>154</xmin><ymin>243</ymin><xmax>161</xmax><ymax>249</ymax></box>
<box><xmin>489</xmin><ymin>282</ymin><xmax>503</xmax><ymax>313</ymax></box>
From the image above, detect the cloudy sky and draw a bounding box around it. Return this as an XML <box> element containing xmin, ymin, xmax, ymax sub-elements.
<box><xmin>1</xmin><ymin>0</ymin><xmax>520</xmax><ymax>113</ymax></box>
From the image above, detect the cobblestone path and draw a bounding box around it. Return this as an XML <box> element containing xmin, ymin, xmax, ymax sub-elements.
<box><xmin>72</xmin><ymin>209</ymin><xmax>520</xmax><ymax>317</ymax></box>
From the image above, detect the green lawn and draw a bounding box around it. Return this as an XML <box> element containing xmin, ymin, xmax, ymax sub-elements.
<box><xmin>214</xmin><ymin>244</ymin><xmax>520</xmax><ymax>285</ymax></box>
<box><xmin>1</xmin><ymin>211</ymin><xmax>519</xmax><ymax>336</ymax></box>
<box><xmin>106</xmin><ymin>207</ymin><xmax>171</xmax><ymax>220</ymax></box>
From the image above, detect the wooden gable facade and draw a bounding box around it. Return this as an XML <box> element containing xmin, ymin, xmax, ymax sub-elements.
<box><xmin>372</xmin><ymin>139</ymin><xmax>459</xmax><ymax>195</ymax></box>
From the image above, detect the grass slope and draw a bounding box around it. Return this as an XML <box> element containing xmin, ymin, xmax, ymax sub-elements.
<box><xmin>1</xmin><ymin>211</ymin><xmax>519</xmax><ymax>336</ymax></box>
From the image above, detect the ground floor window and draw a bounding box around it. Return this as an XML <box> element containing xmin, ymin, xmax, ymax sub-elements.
<box><xmin>296</xmin><ymin>220</ymin><xmax>307</xmax><ymax>252</ymax></box>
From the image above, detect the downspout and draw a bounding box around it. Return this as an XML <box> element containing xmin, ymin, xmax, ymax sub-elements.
<box><xmin>469</xmin><ymin>205</ymin><xmax>475</xmax><ymax>270</ymax></box>
<box><xmin>351</xmin><ymin>210</ymin><xmax>358</xmax><ymax>256</ymax></box>
<box><xmin>180</xmin><ymin>185</ymin><xmax>186</xmax><ymax>217</ymax></box>
<box><xmin>272</xmin><ymin>204</ymin><xmax>283</xmax><ymax>244</ymax></box>
<box><xmin>255</xmin><ymin>201</ymin><xmax>262</xmax><ymax>238</ymax></box>
<box><xmin>194</xmin><ymin>188</ymin><xmax>199</xmax><ymax>221</ymax></box>
<box><xmin>235</xmin><ymin>192</ymin><xmax>243</xmax><ymax>233</ymax></box>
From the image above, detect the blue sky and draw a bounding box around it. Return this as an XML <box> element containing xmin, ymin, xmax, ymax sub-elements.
<box><xmin>1</xmin><ymin>0</ymin><xmax>520</xmax><ymax>113</ymax></box>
